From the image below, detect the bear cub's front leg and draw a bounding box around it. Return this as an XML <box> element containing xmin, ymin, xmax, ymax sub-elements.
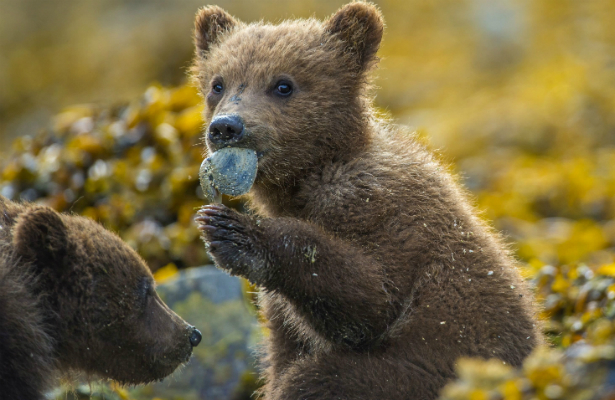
<box><xmin>196</xmin><ymin>204</ymin><xmax>396</xmax><ymax>348</ymax></box>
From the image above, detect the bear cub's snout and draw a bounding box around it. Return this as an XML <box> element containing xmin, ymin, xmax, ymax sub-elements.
<box><xmin>208</xmin><ymin>114</ymin><xmax>245</xmax><ymax>146</ymax></box>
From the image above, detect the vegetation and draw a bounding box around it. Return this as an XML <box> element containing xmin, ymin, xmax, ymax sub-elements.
<box><xmin>1</xmin><ymin>85</ymin><xmax>211</xmax><ymax>271</ymax></box>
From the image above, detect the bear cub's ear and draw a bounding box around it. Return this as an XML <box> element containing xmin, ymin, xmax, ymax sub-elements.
<box><xmin>325</xmin><ymin>2</ymin><xmax>384</xmax><ymax>72</ymax></box>
<box><xmin>13</xmin><ymin>207</ymin><xmax>68</xmax><ymax>268</ymax></box>
<box><xmin>194</xmin><ymin>6</ymin><xmax>239</xmax><ymax>55</ymax></box>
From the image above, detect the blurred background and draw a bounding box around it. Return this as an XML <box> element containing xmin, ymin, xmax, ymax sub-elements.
<box><xmin>2</xmin><ymin>0</ymin><xmax>615</xmax><ymax>398</ymax></box>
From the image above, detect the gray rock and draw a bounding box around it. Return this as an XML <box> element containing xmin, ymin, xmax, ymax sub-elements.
<box><xmin>199</xmin><ymin>147</ymin><xmax>258</xmax><ymax>201</ymax></box>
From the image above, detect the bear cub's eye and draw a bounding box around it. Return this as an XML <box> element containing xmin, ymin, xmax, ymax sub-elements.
<box><xmin>274</xmin><ymin>81</ymin><xmax>293</xmax><ymax>97</ymax></box>
<box><xmin>212</xmin><ymin>83</ymin><xmax>224</xmax><ymax>94</ymax></box>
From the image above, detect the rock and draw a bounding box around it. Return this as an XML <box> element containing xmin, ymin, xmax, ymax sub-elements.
<box><xmin>199</xmin><ymin>148</ymin><xmax>258</xmax><ymax>201</ymax></box>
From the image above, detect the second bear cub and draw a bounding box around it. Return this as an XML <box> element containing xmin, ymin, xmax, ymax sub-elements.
<box><xmin>193</xmin><ymin>3</ymin><xmax>541</xmax><ymax>399</ymax></box>
<box><xmin>0</xmin><ymin>196</ymin><xmax>202</xmax><ymax>399</ymax></box>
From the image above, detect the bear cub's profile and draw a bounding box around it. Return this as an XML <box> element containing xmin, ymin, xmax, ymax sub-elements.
<box><xmin>0</xmin><ymin>196</ymin><xmax>202</xmax><ymax>400</ymax></box>
<box><xmin>192</xmin><ymin>3</ymin><xmax>541</xmax><ymax>400</ymax></box>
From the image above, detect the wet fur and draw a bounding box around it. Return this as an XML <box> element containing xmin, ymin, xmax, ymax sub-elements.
<box><xmin>192</xmin><ymin>3</ymin><xmax>542</xmax><ymax>399</ymax></box>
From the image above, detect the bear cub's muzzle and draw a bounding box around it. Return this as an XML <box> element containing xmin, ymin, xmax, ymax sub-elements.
<box><xmin>208</xmin><ymin>114</ymin><xmax>245</xmax><ymax>147</ymax></box>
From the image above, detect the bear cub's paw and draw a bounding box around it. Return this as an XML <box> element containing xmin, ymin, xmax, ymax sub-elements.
<box><xmin>196</xmin><ymin>204</ymin><xmax>268</xmax><ymax>283</ymax></box>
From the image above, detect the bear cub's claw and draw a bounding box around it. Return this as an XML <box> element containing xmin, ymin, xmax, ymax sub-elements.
<box><xmin>195</xmin><ymin>204</ymin><xmax>248</xmax><ymax>236</ymax></box>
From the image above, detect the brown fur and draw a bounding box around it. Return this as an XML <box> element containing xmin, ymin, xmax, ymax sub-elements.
<box><xmin>192</xmin><ymin>3</ymin><xmax>542</xmax><ymax>399</ymax></box>
<box><xmin>0</xmin><ymin>196</ymin><xmax>199</xmax><ymax>400</ymax></box>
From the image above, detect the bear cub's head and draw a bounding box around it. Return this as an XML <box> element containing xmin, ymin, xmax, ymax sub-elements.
<box><xmin>192</xmin><ymin>2</ymin><xmax>384</xmax><ymax>193</ymax></box>
<box><xmin>8</xmin><ymin>201</ymin><xmax>201</xmax><ymax>384</ymax></box>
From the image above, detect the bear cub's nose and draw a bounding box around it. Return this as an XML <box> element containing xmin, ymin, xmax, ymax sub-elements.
<box><xmin>189</xmin><ymin>328</ymin><xmax>202</xmax><ymax>347</ymax></box>
<box><xmin>208</xmin><ymin>115</ymin><xmax>245</xmax><ymax>145</ymax></box>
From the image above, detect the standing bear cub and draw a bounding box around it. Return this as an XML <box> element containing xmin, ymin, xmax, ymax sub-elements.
<box><xmin>0</xmin><ymin>196</ymin><xmax>202</xmax><ymax>400</ymax></box>
<box><xmin>193</xmin><ymin>3</ymin><xmax>541</xmax><ymax>399</ymax></box>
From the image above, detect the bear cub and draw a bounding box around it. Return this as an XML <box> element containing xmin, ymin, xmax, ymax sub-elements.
<box><xmin>0</xmin><ymin>196</ymin><xmax>202</xmax><ymax>400</ymax></box>
<box><xmin>192</xmin><ymin>3</ymin><xmax>541</xmax><ymax>400</ymax></box>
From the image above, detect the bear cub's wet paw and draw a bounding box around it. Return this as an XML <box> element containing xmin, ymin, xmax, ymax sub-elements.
<box><xmin>196</xmin><ymin>204</ymin><xmax>267</xmax><ymax>282</ymax></box>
